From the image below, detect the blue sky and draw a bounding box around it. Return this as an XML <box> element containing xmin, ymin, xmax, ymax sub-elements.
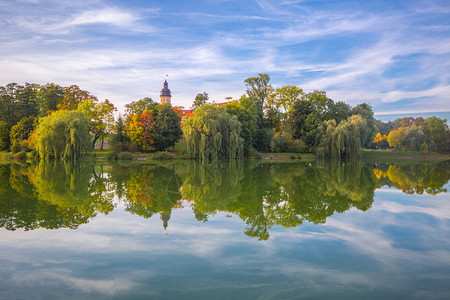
<box><xmin>1</xmin><ymin>0</ymin><xmax>449</xmax><ymax>118</ymax></box>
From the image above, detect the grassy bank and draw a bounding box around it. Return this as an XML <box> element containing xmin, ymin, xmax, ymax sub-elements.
<box><xmin>84</xmin><ymin>150</ymin><xmax>314</xmax><ymax>162</ymax></box>
<box><xmin>3</xmin><ymin>149</ymin><xmax>447</xmax><ymax>164</ymax></box>
<box><xmin>361</xmin><ymin>149</ymin><xmax>449</xmax><ymax>163</ymax></box>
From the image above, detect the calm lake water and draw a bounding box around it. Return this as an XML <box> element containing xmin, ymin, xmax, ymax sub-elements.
<box><xmin>0</xmin><ymin>160</ymin><xmax>449</xmax><ymax>299</ymax></box>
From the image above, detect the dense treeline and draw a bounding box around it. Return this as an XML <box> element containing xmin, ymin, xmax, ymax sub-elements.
<box><xmin>0</xmin><ymin>76</ymin><xmax>448</xmax><ymax>160</ymax></box>
<box><xmin>0</xmin><ymin>82</ymin><xmax>182</xmax><ymax>159</ymax></box>
<box><xmin>0</xmin><ymin>83</ymin><xmax>117</xmax><ymax>158</ymax></box>
<box><xmin>186</xmin><ymin>74</ymin><xmax>448</xmax><ymax>160</ymax></box>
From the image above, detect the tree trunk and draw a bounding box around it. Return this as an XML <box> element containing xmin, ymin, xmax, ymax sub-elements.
<box><xmin>92</xmin><ymin>133</ymin><xmax>100</xmax><ymax>149</ymax></box>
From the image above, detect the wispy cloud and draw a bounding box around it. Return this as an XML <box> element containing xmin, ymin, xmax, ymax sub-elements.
<box><xmin>0</xmin><ymin>0</ymin><xmax>449</xmax><ymax>115</ymax></box>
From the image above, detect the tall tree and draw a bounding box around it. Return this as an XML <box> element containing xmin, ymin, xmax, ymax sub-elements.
<box><xmin>183</xmin><ymin>104</ymin><xmax>244</xmax><ymax>160</ymax></box>
<box><xmin>244</xmin><ymin>73</ymin><xmax>272</xmax><ymax>110</ymax></box>
<box><xmin>223</xmin><ymin>100</ymin><xmax>257</xmax><ymax>155</ymax></box>
<box><xmin>424</xmin><ymin>117</ymin><xmax>448</xmax><ymax>151</ymax></box>
<box><xmin>153</xmin><ymin>104</ymin><xmax>183</xmax><ymax>151</ymax></box>
<box><xmin>109</xmin><ymin>114</ymin><xmax>129</xmax><ymax>146</ymax></box>
<box><xmin>191</xmin><ymin>92</ymin><xmax>209</xmax><ymax>110</ymax></box>
<box><xmin>58</xmin><ymin>85</ymin><xmax>97</xmax><ymax>111</ymax></box>
<box><xmin>267</xmin><ymin>85</ymin><xmax>304</xmax><ymax>134</ymax></box>
<box><xmin>315</xmin><ymin>115</ymin><xmax>368</xmax><ymax>159</ymax></box>
<box><xmin>77</xmin><ymin>99</ymin><xmax>116</xmax><ymax>149</ymax></box>
<box><xmin>0</xmin><ymin>83</ymin><xmax>20</xmax><ymax>128</ymax></box>
<box><xmin>0</xmin><ymin>121</ymin><xmax>10</xmax><ymax>151</ymax></box>
<box><xmin>126</xmin><ymin>109</ymin><xmax>156</xmax><ymax>151</ymax></box>
<box><xmin>34</xmin><ymin>110</ymin><xmax>91</xmax><ymax>159</ymax></box>
<box><xmin>243</xmin><ymin>74</ymin><xmax>274</xmax><ymax>152</ymax></box>
<box><xmin>9</xmin><ymin>116</ymin><xmax>36</xmax><ymax>146</ymax></box>
<box><xmin>37</xmin><ymin>83</ymin><xmax>64</xmax><ymax>117</ymax></box>
<box><xmin>125</xmin><ymin>97</ymin><xmax>157</xmax><ymax>119</ymax></box>
<box><xmin>16</xmin><ymin>83</ymin><xmax>39</xmax><ymax>120</ymax></box>
<box><xmin>351</xmin><ymin>103</ymin><xmax>376</xmax><ymax>148</ymax></box>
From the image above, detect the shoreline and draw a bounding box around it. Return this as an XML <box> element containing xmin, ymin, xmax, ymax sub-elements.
<box><xmin>1</xmin><ymin>150</ymin><xmax>448</xmax><ymax>164</ymax></box>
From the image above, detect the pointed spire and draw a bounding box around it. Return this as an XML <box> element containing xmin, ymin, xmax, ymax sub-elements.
<box><xmin>160</xmin><ymin>212</ymin><xmax>171</xmax><ymax>236</ymax></box>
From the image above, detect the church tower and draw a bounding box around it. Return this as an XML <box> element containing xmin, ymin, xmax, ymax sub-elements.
<box><xmin>160</xmin><ymin>78</ymin><xmax>172</xmax><ymax>105</ymax></box>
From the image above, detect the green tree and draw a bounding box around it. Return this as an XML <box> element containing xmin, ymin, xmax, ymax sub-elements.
<box><xmin>351</xmin><ymin>103</ymin><xmax>376</xmax><ymax>148</ymax></box>
<box><xmin>299</xmin><ymin>90</ymin><xmax>337</xmax><ymax>150</ymax></box>
<box><xmin>243</xmin><ymin>74</ymin><xmax>275</xmax><ymax>152</ymax></box>
<box><xmin>286</xmin><ymin>98</ymin><xmax>313</xmax><ymax>140</ymax></box>
<box><xmin>183</xmin><ymin>104</ymin><xmax>244</xmax><ymax>160</ymax></box>
<box><xmin>244</xmin><ymin>73</ymin><xmax>272</xmax><ymax>110</ymax></box>
<box><xmin>125</xmin><ymin>97</ymin><xmax>157</xmax><ymax>120</ymax></box>
<box><xmin>37</xmin><ymin>83</ymin><xmax>64</xmax><ymax>116</ymax></box>
<box><xmin>153</xmin><ymin>104</ymin><xmax>183</xmax><ymax>151</ymax></box>
<box><xmin>266</xmin><ymin>85</ymin><xmax>304</xmax><ymax>133</ymax></box>
<box><xmin>109</xmin><ymin>114</ymin><xmax>130</xmax><ymax>151</ymax></box>
<box><xmin>268</xmin><ymin>85</ymin><xmax>303</xmax><ymax>114</ymax></box>
<box><xmin>34</xmin><ymin>110</ymin><xmax>91</xmax><ymax>159</ymax></box>
<box><xmin>0</xmin><ymin>83</ymin><xmax>20</xmax><ymax>128</ymax></box>
<box><xmin>424</xmin><ymin>116</ymin><xmax>448</xmax><ymax>151</ymax></box>
<box><xmin>420</xmin><ymin>142</ymin><xmax>428</xmax><ymax>154</ymax></box>
<box><xmin>16</xmin><ymin>83</ymin><xmax>39</xmax><ymax>120</ymax></box>
<box><xmin>375</xmin><ymin>119</ymin><xmax>395</xmax><ymax>136</ymax></box>
<box><xmin>223</xmin><ymin>100</ymin><xmax>257</xmax><ymax>155</ymax></box>
<box><xmin>315</xmin><ymin>115</ymin><xmax>367</xmax><ymax>159</ymax></box>
<box><xmin>191</xmin><ymin>92</ymin><xmax>209</xmax><ymax>110</ymax></box>
<box><xmin>77</xmin><ymin>99</ymin><xmax>116</xmax><ymax>149</ymax></box>
<box><xmin>9</xmin><ymin>116</ymin><xmax>36</xmax><ymax>147</ymax></box>
<box><xmin>0</xmin><ymin>121</ymin><xmax>10</xmax><ymax>151</ymax></box>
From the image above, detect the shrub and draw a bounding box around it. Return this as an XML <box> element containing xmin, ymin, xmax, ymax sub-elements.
<box><xmin>118</xmin><ymin>152</ymin><xmax>133</xmax><ymax>160</ymax></box>
<box><xmin>286</xmin><ymin>139</ymin><xmax>306</xmax><ymax>153</ymax></box>
<box><xmin>107</xmin><ymin>152</ymin><xmax>119</xmax><ymax>161</ymax></box>
<box><xmin>153</xmin><ymin>151</ymin><xmax>174</xmax><ymax>160</ymax></box>
<box><xmin>291</xmin><ymin>154</ymin><xmax>302</xmax><ymax>160</ymax></box>
<box><xmin>420</xmin><ymin>142</ymin><xmax>428</xmax><ymax>154</ymax></box>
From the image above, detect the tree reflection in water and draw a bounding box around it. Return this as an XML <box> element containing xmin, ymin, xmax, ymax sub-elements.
<box><xmin>0</xmin><ymin>160</ymin><xmax>448</xmax><ymax>239</ymax></box>
<box><xmin>372</xmin><ymin>161</ymin><xmax>449</xmax><ymax>194</ymax></box>
<box><xmin>182</xmin><ymin>161</ymin><xmax>377</xmax><ymax>240</ymax></box>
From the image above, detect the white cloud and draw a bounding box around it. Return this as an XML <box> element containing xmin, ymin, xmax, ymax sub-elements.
<box><xmin>0</xmin><ymin>0</ymin><xmax>449</xmax><ymax>115</ymax></box>
<box><xmin>69</xmin><ymin>8</ymin><xmax>139</xmax><ymax>26</ymax></box>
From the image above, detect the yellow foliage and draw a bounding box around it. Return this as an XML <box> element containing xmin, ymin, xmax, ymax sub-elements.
<box><xmin>373</xmin><ymin>132</ymin><xmax>387</xmax><ymax>144</ymax></box>
<box><xmin>373</xmin><ymin>168</ymin><xmax>387</xmax><ymax>179</ymax></box>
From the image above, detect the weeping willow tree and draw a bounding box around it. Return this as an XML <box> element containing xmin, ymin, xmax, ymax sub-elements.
<box><xmin>183</xmin><ymin>104</ymin><xmax>244</xmax><ymax>160</ymax></box>
<box><xmin>315</xmin><ymin>114</ymin><xmax>367</xmax><ymax>159</ymax></box>
<box><xmin>34</xmin><ymin>110</ymin><xmax>91</xmax><ymax>160</ymax></box>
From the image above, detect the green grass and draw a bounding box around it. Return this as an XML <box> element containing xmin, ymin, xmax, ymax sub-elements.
<box><xmin>260</xmin><ymin>152</ymin><xmax>315</xmax><ymax>161</ymax></box>
<box><xmin>361</xmin><ymin>149</ymin><xmax>449</xmax><ymax>163</ymax></box>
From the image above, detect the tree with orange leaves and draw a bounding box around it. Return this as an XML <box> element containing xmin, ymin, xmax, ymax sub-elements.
<box><xmin>127</xmin><ymin>109</ymin><xmax>156</xmax><ymax>151</ymax></box>
<box><xmin>57</xmin><ymin>85</ymin><xmax>98</xmax><ymax>111</ymax></box>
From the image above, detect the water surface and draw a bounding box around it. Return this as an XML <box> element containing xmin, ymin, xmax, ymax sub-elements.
<box><xmin>0</xmin><ymin>160</ymin><xmax>449</xmax><ymax>299</ymax></box>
